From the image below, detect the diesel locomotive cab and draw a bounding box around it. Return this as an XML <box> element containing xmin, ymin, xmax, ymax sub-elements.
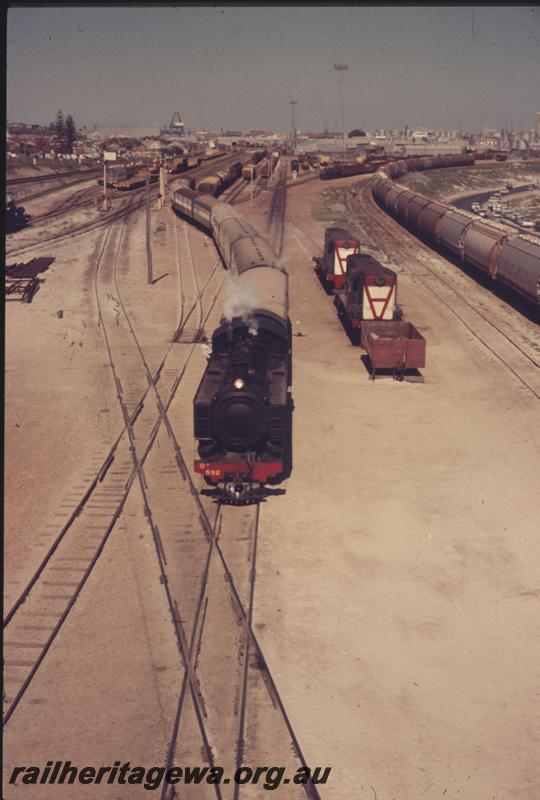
<box><xmin>194</xmin><ymin>311</ymin><xmax>292</xmax><ymax>504</ymax></box>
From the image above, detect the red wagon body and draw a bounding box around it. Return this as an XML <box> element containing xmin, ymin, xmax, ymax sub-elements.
<box><xmin>361</xmin><ymin>320</ymin><xmax>426</xmax><ymax>378</ymax></box>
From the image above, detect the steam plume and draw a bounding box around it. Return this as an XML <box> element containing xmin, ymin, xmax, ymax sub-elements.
<box><xmin>222</xmin><ymin>274</ymin><xmax>260</xmax><ymax>323</ymax></box>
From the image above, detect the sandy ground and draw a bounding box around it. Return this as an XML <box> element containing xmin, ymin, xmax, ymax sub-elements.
<box><xmin>4</xmin><ymin>170</ymin><xmax>540</xmax><ymax>800</ymax></box>
<box><xmin>242</xmin><ymin>177</ymin><xmax>540</xmax><ymax>799</ymax></box>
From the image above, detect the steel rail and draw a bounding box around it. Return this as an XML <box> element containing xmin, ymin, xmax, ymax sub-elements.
<box><xmin>233</xmin><ymin>504</ymin><xmax>261</xmax><ymax>800</ymax></box>
<box><xmin>4</xmin><ymin>244</ymin><xmax>223</xmax><ymax>632</ymax></box>
<box><xmin>109</xmin><ymin>227</ymin><xmax>225</xmax><ymax>798</ymax></box>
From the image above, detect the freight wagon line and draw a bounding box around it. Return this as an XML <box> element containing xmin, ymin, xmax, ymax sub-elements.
<box><xmin>354</xmin><ymin>181</ymin><xmax>540</xmax><ymax>398</ymax></box>
<box><xmin>358</xmin><ymin>180</ymin><xmax>540</xmax><ymax>367</ymax></box>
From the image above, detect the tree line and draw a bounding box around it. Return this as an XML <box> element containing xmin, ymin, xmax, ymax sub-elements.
<box><xmin>51</xmin><ymin>110</ymin><xmax>78</xmax><ymax>154</ymax></box>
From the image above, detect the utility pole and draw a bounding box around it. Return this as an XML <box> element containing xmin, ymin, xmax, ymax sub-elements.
<box><xmin>334</xmin><ymin>64</ymin><xmax>348</xmax><ymax>159</ymax></box>
<box><xmin>145</xmin><ymin>176</ymin><xmax>153</xmax><ymax>284</ymax></box>
<box><xmin>290</xmin><ymin>100</ymin><xmax>298</xmax><ymax>155</ymax></box>
<box><xmin>158</xmin><ymin>161</ymin><xmax>166</xmax><ymax>209</ymax></box>
<box><xmin>102</xmin><ymin>160</ymin><xmax>108</xmax><ymax>211</ymax></box>
<box><xmin>250</xmin><ymin>164</ymin><xmax>255</xmax><ymax>208</ymax></box>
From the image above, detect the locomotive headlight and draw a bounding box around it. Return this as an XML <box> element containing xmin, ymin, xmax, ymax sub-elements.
<box><xmin>233</xmin><ymin>378</ymin><xmax>245</xmax><ymax>390</ymax></box>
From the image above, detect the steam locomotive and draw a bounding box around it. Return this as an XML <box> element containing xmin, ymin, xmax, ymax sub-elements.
<box><xmin>172</xmin><ymin>187</ymin><xmax>293</xmax><ymax>503</ymax></box>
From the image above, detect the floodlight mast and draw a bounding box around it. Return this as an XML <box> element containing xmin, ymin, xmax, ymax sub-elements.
<box><xmin>290</xmin><ymin>100</ymin><xmax>298</xmax><ymax>154</ymax></box>
<box><xmin>333</xmin><ymin>64</ymin><xmax>348</xmax><ymax>158</ymax></box>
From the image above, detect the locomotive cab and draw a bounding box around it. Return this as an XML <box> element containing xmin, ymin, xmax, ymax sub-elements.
<box><xmin>337</xmin><ymin>254</ymin><xmax>399</xmax><ymax>328</ymax></box>
<box><xmin>314</xmin><ymin>228</ymin><xmax>360</xmax><ymax>290</ymax></box>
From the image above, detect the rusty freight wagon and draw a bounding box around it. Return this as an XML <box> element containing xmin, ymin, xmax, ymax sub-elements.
<box><xmin>360</xmin><ymin>321</ymin><xmax>426</xmax><ymax>380</ymax></box>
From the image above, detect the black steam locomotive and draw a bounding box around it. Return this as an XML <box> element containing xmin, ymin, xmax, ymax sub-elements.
<box><xmin>172</xmin><ymin>190</ymin><xmax>293</xmax><ymax>503</ymax></box>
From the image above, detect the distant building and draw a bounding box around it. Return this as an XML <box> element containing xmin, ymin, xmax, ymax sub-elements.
<box><xmin>97</xmin><ymin>124</ymin><xmax>161</xmax><ymax>139</ymax></box>
<box><xmin>400</xmin><ymin>141</ymin><xmax>465</xmax><ymax>156</ymax></box>
<box><xmin>473</xmin><ymin>132</ymin><xmax>501</xmax><ymax>149</ymax></box>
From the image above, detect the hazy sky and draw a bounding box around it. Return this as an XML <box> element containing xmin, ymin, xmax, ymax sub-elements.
<box><xmin>6</xmin><ymin>5</ymin><xmax>540</xmax><ymax>133</ymax></box>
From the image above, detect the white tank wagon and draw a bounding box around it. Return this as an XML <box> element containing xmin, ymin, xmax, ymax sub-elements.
<box><xmin>171</xmin><ymin>187</ymin><xmax>293</xmax><ymax>503</ymax></box>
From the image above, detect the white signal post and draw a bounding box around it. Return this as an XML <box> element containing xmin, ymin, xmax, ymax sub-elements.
<box><xmin>250</xmin><ymin>165</ymin><xmax>254</xmax><ymax>207</ymax></box>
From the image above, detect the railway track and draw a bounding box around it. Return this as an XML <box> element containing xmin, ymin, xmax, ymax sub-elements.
<box><xmin>13</xmin><ymin>174</ymin><xmax>100</xmax><ymax>203</ymax></box>
<box><xmin>352</xmin><ymin>181</ymin><xmax>540</xmax><ymax>398</ymax></box>
<box><xmin>28</xmin><ymin>184</ymin><xmax>103</xmax><ymax>223</ymax></box>
<box><xmin>5</xmin><ymin>190</ymin><xmax>149</xmax><ymax>257</ymax></box>
<box><xmin>6</xmin><ymin>167</ymin><xmax>101</xmax><ymax>186</ymax></box>
<box><xmin>159</xmin><ymin>220</ymin><xmax>318</xmax><ymax>799</ymax></box>
<box><xmin>6</xmin><ymin>155</ymin><xmax>250</xmax><ymax>258</ymax></box>
<box><xmin>267</xmin><ymin>164</ymin><xmax>287</xmax><ymax>256</ymax></box>
<box><xmin>288</xmin><ymin>177</ymin><xmax>539</xmax><ymax>399</ymax></box>
<box><xmin>3</xmin><ymin>218</ymin><xmax>224</xmax><ymax>724</ymax></box>
<box><xmin>220</xmin><ymin>177</ymin><xmax>247</xmax><ymax>205</ymax></box>
<box><xmin>5</xmin><ymin>210</ymin><xmax>319</xmax><ymax>796</ymax></box>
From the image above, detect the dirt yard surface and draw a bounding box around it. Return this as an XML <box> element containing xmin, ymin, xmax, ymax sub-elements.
<box><xmin>4</xmin><ymin>167</ymin><xmax>539</xmax><ymax>800</ymax></box>
<box><xmin>242</xmin><ymin>175</ymin><xmax>540</xmax><ymax>800</ymax></box>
